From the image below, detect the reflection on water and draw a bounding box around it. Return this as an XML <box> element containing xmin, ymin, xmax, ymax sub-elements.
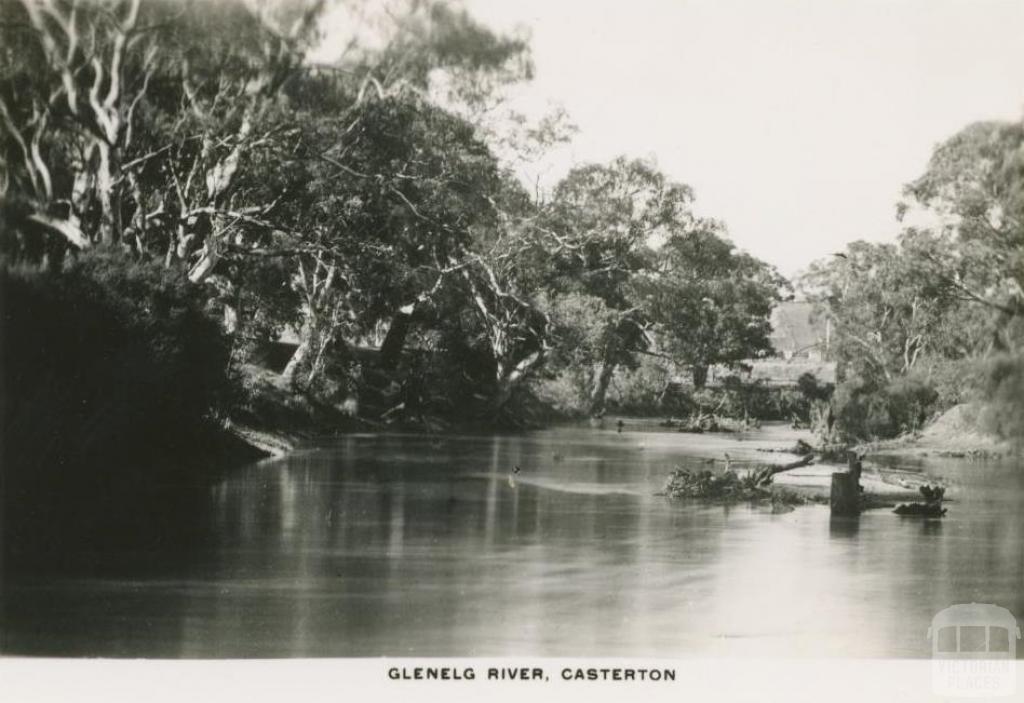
<box><xmin>2</xmin><ymin>426</ymin><xmax>1022</xmax><ymax>658</ymax></box>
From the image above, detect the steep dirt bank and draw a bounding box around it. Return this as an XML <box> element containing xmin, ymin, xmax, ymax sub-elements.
<box><xmin>858</xmin><ymin>403</ymin><xmax>1015</xmax><ymax>460</ymax></box>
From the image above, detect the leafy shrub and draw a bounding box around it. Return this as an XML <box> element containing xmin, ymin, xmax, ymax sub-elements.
<box><xmin>531</xmin><ymin>366</ymin><xmax>590</xmax><ymax>416</ymax></box>
<box><xmin>980</xmin><ymin>351</ymin><xmax>1024</xmax><ymax>442</ymax></box>
<box><xmin>606</xmin><ymin>356</ymin><xmax>674</xmax><ymax>414</ymax></box>
<box><xmin>1</xmin><ymin>247</ymin><xmax>231</xmax><ymax>476</ymax></box>
<box><xmin>831</xmin><ymin>372</ymin><xmax>940</xmax><ymax>441</ymax></box>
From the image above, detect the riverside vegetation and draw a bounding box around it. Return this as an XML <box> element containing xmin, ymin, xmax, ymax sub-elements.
<box><xmin>2</xmin><ymin>1</ymin><xmax>1023</xmax><ymax>553</ymax></box>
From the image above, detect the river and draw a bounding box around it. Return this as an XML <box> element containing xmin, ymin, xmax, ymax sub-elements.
<box><xmin>2</xmin><ymin>422</ymin><xmax>1022</xmax><ymax>658</ymax></box>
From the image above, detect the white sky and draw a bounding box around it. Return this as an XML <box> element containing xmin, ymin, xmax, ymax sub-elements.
<box><xmin>318</xmin><ymin>0</ymin><xmax>1024</xmax><ymax>277</ymax></box>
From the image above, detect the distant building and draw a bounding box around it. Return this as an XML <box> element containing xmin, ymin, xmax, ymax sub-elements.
<box><xmin>768</xmin><ymin>301</ymin><xmax>831</xmax><ymax>361</ymax></box>
<box><xmin>744</xmin><ymin>301</ymin><xmax>835</xmax><ymax>386</ymax></box>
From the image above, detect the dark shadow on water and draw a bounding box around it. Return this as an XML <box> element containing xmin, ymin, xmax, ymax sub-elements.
<box><xmin>828</xmin><ymin>514</ymin><xmax>861</xmax><ymax>539</ymax></box>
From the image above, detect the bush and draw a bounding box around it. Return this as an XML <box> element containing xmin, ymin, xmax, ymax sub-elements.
<box><xmin>532</xmin><ymin>356</ymin><xmax>677</xmax><ymax>417</ymax></box>
<box><xmin>606</xmin><ymin>356</ymin><xmax>674</xmax><ymax>414</ymax></box>
<box><xmin>980</xmin><ymin>351</ymin><xmax>1024</xmax><ymax>442</ymax></box>
<box><xmin>1</xmin><ymin>248</ymin><xmax>231</xmax><ymax>477</ymax></box>
<box><xmin>831</xmin><ymin>372</ymin><xmax>940</xmax><ymax>441</ymax></box>
<box><xmin>531</xmin><ymin>366</ymin><xmax>590</xmax><ymax>416</ymax></box>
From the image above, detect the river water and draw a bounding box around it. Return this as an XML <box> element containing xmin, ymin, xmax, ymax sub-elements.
<box><xmin>2</xmin><ymin>423</ymin><xmax>1022</xmax><ymax>658</ymax></box>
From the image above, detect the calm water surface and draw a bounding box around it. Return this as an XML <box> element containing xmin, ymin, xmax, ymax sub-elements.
<box><xmin>2</xmin><ymin>423</ymin><xmax>1022</xmax><ymax>658</ymax></box>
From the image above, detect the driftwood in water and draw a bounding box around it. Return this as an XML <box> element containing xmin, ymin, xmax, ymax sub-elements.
<box><xmin>757</xmin><ymin>439</ymin><xmax>816</xmax><ymax>456</ymax></box>
<box><xmin>750</xmin><ymin>453</ymin><xmax>815</xmax><ymax>486</ymax></box>
<box><xmin>661</xmin><ymin>452</ymin><xmax>817</xmax><ymax>503</ymax></box>
<box><xmin>894</xmin><ymin>485</ymin><xmax>947</xmax><ymax>517</ymax></box>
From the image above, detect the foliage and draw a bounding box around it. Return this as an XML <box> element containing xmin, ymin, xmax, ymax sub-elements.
<box><xmin>796</xmin><ymin>372</ymin><xmax>834</xmax><ymax>404</ymax></box>
<box><xmin>802</xmin><ymin>118</ymin><xmax>1024</xmax><ymax>442</ymax></box>
<box><xmin>0</xmin><ymin>0</ymin><xmax>802</xmax><ymax>435</ymax></box>
<box><xmin>662</xmin><ymin>469</ymin><xmax>770</xmax><ymax>501</ymax></box>
<box><xmin>830</xmin><ymin>371</ymin><xmax>940</xmax><ymax>442</ymax></box>
<box><xmin>606</xmin><ymin>355</ymin><xmax>675</xmax><ymax>414</ymax></box>
<box><xmin>899</xmin><ymin>120</ymin><xmax>1024</xmax><ymax>328</ymax></box>
<box><xmin>1</xmin><ymin>247</ymin><xmax>230</xmax><ymax>474</ymax></box>
<box><xmin>639</xmin><ymin>227</ymin><xmax>786</xmax><ymax>387</ymax></box>
<box><xmin>661</xmin><ymin>467</ymin><xmax>808</xmax><ymax>511</ymax></box>
<box><xmin>802</xmin><ymin>238</ymin><xmax>976</xmax><ymax>384</ymax></box>
<box><xmin>980</xmin><ymin>349</ymin><xmax>1024</xmax><ymax>443</ymax></box>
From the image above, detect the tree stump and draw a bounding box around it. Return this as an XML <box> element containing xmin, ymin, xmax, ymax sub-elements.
<box><xmin>830</xmin><ymin>452</ymin><xmax>863</xmax><ymax>516</ymax></box>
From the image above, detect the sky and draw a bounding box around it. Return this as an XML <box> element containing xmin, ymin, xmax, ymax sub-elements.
<box><xmin>318</xmin><ymin>0</ymin><xmax>1024</xmax><ymax>277</ymax></box>
<box><xmin>463</xmin><ymin>0</ymin><xmax>1024</xmax><ymax>277</ymax></box>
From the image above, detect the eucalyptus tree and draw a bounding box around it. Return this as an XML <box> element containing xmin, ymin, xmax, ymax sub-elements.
<box><xmin>803</xmin><ymin>237</ymin><xmax>986</xmax><ymax>386</ymax></box>
<box><xmin>639</xmin><ymin>225</ymin><xmax>785</xmax><ymax>388</ymax></box>
<box><xmin>0</xmin><ymin>0</ymin><xmax>323</xmax><ymax>267</ymax></box>
<box><xmin>898</xmin><ymin>119</ymin><xmax>1024</xmax><ymax>341</ymax></box>
<box><xmin>896</xmin><ymin>118</ymin><xmax>1024</xmax><ymax>439</ymax></box>
<box><xmin>540</xmin><ymin>157</ymin><xmax>693</xmax><ymax>415</ymax></box>
<box><xmin>267</xmin><ymin>2</ymin><xmax>534</xmax><ymax>388</ymax></box>
<box><xmin>265</xmin><ymin>90</ymin><xmax>510</xmax><ymax>388</ymax></box>
<box><xmin>0</xmin><ymin>0</ymin><xmax>171</xmax><ymax>252</ymax></box>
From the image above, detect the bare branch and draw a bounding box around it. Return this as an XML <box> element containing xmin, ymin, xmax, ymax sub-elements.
<box><xmin>26</xmin><ymin>213</ymin><xmax>91</xmax><ymax>249</ymax></box>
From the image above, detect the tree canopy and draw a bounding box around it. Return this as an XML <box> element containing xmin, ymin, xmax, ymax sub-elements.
<box><xmin>1</xmin><ymin>0</ymin><xmax>790</xmax><ymax>424</ymax></box>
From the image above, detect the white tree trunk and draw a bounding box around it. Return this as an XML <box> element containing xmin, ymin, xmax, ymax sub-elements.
<box><xmin>588</xmin><ymin>360</ymin><xmax>617</xmax><ymax>417</ymax></box>
<box><xmin>282</xmin><ymin>315</ymin><xmax>317</xmax><ymax>387</ymax></box>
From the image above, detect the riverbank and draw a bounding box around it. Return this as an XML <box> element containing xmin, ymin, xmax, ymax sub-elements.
<box><xmin>223</xmin><ymin>356</ymin><xmax>571</xmax><ymax>460</ymax></box>
<box><xmin>855</xmin><ymin>403</ymin><xmax>1015</xmax><ymax>460</ymax></box>
<box><xmin>226</xmin><ymin>364</ymin><xmax>371</xmax><ymax>459</ymax></box>
<box><xmin>221</xmin><ymin>374</ymin><xmax>950</xmax><ymax>513</ymax></box>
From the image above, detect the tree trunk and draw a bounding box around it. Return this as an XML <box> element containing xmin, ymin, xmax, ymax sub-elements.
<box><xmin>378</xmin><ymin>311</ymin><xmax>412</xmax><ymax>370</ymax></box>
<box><xmin>692</xmin><ymin>365</ymin><xmax>709</xmax><ymax>389</ymax></box>
<box><xmin>490</xmin><ymin>377</ymin><xmax>515</xmax><ymax>414</ymax></box>
<box><xmin>188</xmin><ymin>238</ymin><xmax>220</xmax><ymax>283</ymax></box>
<box><xmin>830</xmin><ymin>472</ymin><xmax>860</xmax><ymax>516</ymax></box>
<box><xmin>830</xmin><ymin>453</ymin><xmax>863</xmax><ymax>516</ymax></box>
<box><xmin>223</xmin><ymin>303</ymin><xmax>238</xmax><ymax>334</ymax></box>
<box><xmin>282</xmin><ymin>315</ymin><xmax>317</xmax><ymax>387</ymax></box>
<box><xmin>588</xmin><ymin>360</ymin><xmax>617</xmax><ymax>417</ymax></box>
<box><xmin>95</xmin><ymin>140</ymin><xmax>121</xmax><ymax>246</ymax></box>
<box><xmin>306</xmin><ymin>328</ymin><xmax>339</xmax><ymax>390</ymax></box>
<box><xmin>490</xmin><ymin>349</ymin><xmax>545</xmax><ymax>414</ymax></box>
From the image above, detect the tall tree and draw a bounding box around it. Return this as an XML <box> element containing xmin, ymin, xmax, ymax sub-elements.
<box><xmin>802</xmin><ymin>238</ymin><xmax>977</xmax><ymax>386</ymax></box>
<box><xmin>898</xmin><ymin>119</ymin><xmax>1024</xmax><ymax>333</ymax></box>
<box><xmin>641</xmin><ymin>225</ymin><xmax>785</xmax><ymax>388</ymax></box>
<box><xmin>0</xmin><ymin>0</ymin><xmax>323</xmax><ymax>263</ymax></box>
<box><xmin>541</xmin><ymin>157</ymin><xmax>692</xmax><ymax>414</ymax></box>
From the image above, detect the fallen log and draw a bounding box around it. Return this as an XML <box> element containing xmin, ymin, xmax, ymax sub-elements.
<box><xmin>751</xmin><ymin>453</ymin><xmax>815</xmax><ymax>486</ymax></box>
